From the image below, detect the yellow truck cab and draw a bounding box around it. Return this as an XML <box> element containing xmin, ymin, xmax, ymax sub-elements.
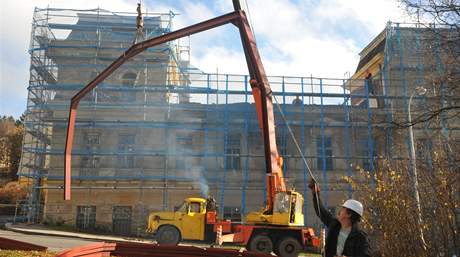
<box><xmin>246</xmin><ymin>191</ymin><xmax>304</xmax><ymax>226</ymax></box>
<box><xmin>147</xmin><ymin>197</ymin><xmax>210</xmax><ymax>244</ymax></box>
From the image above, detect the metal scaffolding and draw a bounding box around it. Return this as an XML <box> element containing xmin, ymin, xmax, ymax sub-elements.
<box><xmin>18</xmin><ymin>8</ymin><xmax>459</xmax><ymax>235</ymax></box>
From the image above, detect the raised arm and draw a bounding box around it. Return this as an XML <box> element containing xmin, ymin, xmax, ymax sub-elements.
<box><xmin>308</xmin><ymin>180</ymin><xmax>334</xmax><ymax>227</ymax></box>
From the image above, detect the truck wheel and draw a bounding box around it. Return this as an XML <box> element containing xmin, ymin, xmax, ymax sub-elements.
<box><xmin>156</xmin><ymin>225</ymin><xmax>181</xmax><ymax>245</ymax></box>
<box><xmin>276</xmin><ymin>237</ymin><xmax>301</xmax><ymax>257</ymax></box>
<box><xmin>247</xmin><ymin>234</ymin><xmax>273</xmax><ymax>254</ymax></box>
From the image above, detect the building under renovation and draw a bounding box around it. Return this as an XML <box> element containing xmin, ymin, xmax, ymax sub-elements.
<box><xmin>18</xmin><ymin>7</ymin><xmax>459</xmax><ymax>236</ymax></box>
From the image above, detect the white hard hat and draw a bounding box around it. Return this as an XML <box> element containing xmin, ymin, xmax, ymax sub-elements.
<box><xmin>342</xmin><ymin>199</ymin><xmax>363</xmax><ymax>217</ymax></box>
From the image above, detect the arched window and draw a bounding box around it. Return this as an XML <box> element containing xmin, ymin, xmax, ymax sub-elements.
<box><xmin>121</xmin><ymin>72</ymin><xmax>137</xmax><ymax>101</ymax></box>
<box><xmin>122</xmin><ymin>72</ymin><xmax>137</xmax><ymax>87</ymax></box>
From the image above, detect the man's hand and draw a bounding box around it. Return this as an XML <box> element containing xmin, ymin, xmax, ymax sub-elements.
<box><xmin>308</xmin><ymin>179</ymin><xmax>320</xmax><ymax>193</ymax></box>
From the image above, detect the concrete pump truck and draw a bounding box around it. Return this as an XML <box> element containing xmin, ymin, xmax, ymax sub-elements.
<box><xmin>63</xmin><ymin>1</ymin><xmax>320</xmax><ymax>256</ymax></box>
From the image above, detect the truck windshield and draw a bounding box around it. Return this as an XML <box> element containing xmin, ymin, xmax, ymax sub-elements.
<box><xmin>273</xmin><ymin>192</ymin><xmax>290</xmax><ymax>213</ymax></box>
<box><xmin>295</xmin><ymin>196</ymin><xmax>303</xmax><ymax>214</ymax></box>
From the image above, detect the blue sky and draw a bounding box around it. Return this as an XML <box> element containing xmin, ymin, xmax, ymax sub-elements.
<box><xmin>0</xmin><ymin>0</ymin><xmax>408</xmax><ymax>118</ymax></box>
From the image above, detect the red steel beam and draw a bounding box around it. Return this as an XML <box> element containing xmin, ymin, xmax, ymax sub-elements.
<box><xmin>235</xmin><ymin>14</ymin><xmax>286</xmax><ymax>211</ymax></box>
<box><xmin>64</xmin><ymin>8</ymin><xmax>285</xmax><ymax>207</ymax></box>
<box><xmin>0</xmin><ymin>237</ymin><xmax>48</xmax><ymax>251</ymax></box>
<box><xmin>64</xmin><ymin>11</ymin><xmax>241</xmax><ymax>200</ymax></box>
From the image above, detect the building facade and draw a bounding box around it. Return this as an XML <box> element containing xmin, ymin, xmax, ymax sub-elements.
<box><xmin>19</xmin><ymin>8</ymin><xmax>459</xmax><ymax>236</ymax></box>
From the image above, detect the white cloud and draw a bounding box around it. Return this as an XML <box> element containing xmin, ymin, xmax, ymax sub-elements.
<box><xmin>183</xmin><ymin>0</ymin><xmax>407</xmax><ymax>78</ymax></box>
<box><xmin>176</xmin><ymin>1</ymin><xmax>216</xmax><ymax>25</ymax></box>
<box><xmin>313</xmin><ymin>0</ymin><xmax>409</xmax><ymax>35</ymax></box>
<box><xmin>215</xmin><ymin>0</ymin><xmax>234</xmax><ymax>13</ymax></box>
<box><xmin>184</xmin><ymin>0</ymin><xmax>361</xmax><ymax>77</ymax></box>
<box><xmin>192</xmin><ymin>46</ymin><xmax>247</xmax><ymax>74</ymax></box>
<box><xmin>168</xmin><ymin>1</ymin><xmax>235</xmax><ymax>59</ymax></box>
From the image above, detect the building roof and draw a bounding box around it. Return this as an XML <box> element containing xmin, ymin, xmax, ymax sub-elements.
<box><xmin>355</xmin><ymin>29</ymin><xmax>386</xmax><ymax>73</ymax></box>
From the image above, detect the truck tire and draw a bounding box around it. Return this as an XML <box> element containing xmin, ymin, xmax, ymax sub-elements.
<box><xmin>247</xmin><ymin>234</ymin><xmax>273</xmax><ymax>254</ymax></box>
<box><xmin>156</xmin><ymin>225</ymin><xmax>181</xmax><ymax>245</ymax></box>
<box><xmin>275</xmin><ymin>237</ymin><xmax>301</xmax><ymax>257</ymax></box>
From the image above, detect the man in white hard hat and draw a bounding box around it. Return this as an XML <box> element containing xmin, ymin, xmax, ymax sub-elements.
<box><xmin>308</xmin><ymin>179</ymin><xmax>370</xmax><ymax>257</ymax></box>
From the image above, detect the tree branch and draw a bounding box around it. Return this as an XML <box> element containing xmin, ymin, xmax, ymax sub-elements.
<box><xmin>390</xmin><ymin>105</ymin><xmax>460</xmax><ymax>128</ymax></box>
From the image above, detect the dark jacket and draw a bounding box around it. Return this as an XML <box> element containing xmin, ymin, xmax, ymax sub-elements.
<box><xmin>312</xmin><ymin>192</ymin><xmax>371</xmax><ymax>257</ymax></box>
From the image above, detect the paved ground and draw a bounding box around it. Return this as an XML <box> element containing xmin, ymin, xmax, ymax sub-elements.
<box><xmin>4</xmin><ymin>223</ymin><xmax>152</xmax><ymax>243</ymax></box>
<box><xmin>0</xmin><ymin>224</ymin><xmax>320</xmax><ymax>256</ymax></box>
<box><xmin>1</xmin><ymin>223</ymin><xmax>208</xmax><ymax>252</ymax></box>
<box><xmin>0</xmin><ymin>229</ymin><xmax>101</xmax><ymax>252</ymax></box>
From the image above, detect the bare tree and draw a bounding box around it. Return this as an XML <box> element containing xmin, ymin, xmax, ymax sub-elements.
<box><xmin>347</xmin><ymin>145</ymin><xmax>459</xmax><ymax>257</ymax></box>
<box><xmin>391</xmin><ymin>0</ymin><xmax>460</xmax><ymax>129</ymax></box>
<box><xmin>347</xmin><ymin>3</ymin><xmax>460</xmax><ymax>256</ymax></box>
<box><xmin>400</xmin><ymin>0</ymin><xmax>460</xmax><ymax>27</ymax></box>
